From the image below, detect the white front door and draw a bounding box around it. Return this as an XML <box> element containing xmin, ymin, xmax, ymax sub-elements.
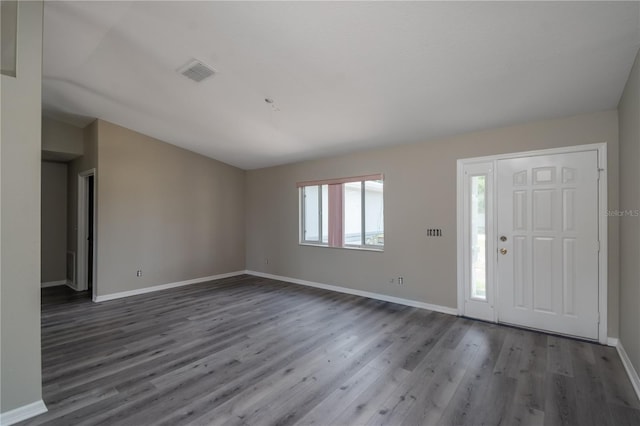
<box><xmin>496</xmin><ymin>151</ymin><xmax>600</xmax><ymax>339</ymax></box>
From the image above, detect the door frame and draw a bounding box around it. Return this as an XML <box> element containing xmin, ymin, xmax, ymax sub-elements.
<box><xmin>456</xmin><ymin>143</ymin><xmax>608</xmax><ymax>344</ymax></box>
<box><xmin>77</xmin><ymin>168</ymin><xmax>97</xmax><ymax>301</ymax></box>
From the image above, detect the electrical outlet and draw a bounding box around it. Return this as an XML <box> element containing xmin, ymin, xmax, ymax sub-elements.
<box><xmin>398</xmin><ymin>276</ymin><xmax>404</xmax><ymax>285</ymax></box>
<box><xmin>136</xmin><ymin>270</ymin><xmax>142</xmax><ymax>277</ymax></box>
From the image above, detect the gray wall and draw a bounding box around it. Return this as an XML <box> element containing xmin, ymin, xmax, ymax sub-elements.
<box><xmin>41</xmin><ymin>161</ymin><xmax>68</xmax><ymax>283</ymax></box>
<box><xmin>41</xmin><ymin>116</ymin><xmax>83</xmax><ymax>162</ymax></box>
<box><xmin>246</xmin><ymin>110</ymin><xmax>621</xmax><ymax>337</ymax></box>
<box><xmin>95</xmin><ymin>120</ymin><xmax>246</xmax><ymax>296</ymax></box>
<box><xmin>0</xmin><ymin>0</ymin><xmax>44</xmax><ymax>414</ymax></box>
<box><xmin>618</xmin><ymin>48</ymin><xmax>640</xmax><ymax>376</ymax></box>
<box><xmin>1</xmin><ymin>1</ymin><xmax>18</xmax><ymax>77</ymax></box>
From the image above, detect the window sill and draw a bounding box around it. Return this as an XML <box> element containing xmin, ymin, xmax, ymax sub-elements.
<box><xmin>299</xmin><ymin>243</ymin><xmax>384</xmax><ymax>253</ymax></box>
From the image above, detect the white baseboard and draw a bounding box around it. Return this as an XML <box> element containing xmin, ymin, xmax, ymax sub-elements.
<box><xmin>41</xmin><ymin>280</ymin><xmax>67</xmax><ymax>288</ymax></box>
<box><xmin>42</xmin><ymin>280</ymin><xmax>82</xmax><ymax>291</ymax></box>
<box><xmin>93</xmin><ymin>271</ymin><xmax>246</xmax><ymax>302</ymax></box>
<box><xmin>615</xmin><ymin>340</ymin><xmax>640</xmax><ymax>401</ymax></box>
<box><xmin>0</xmin><ymin>399</ymin><xmax>47</xmax><ymax>425</ymax></box>
<box><xmin>607</xmin><ymin>337</ymin><xmax>619</xmax><ymax>347</ymax></box>
<box><xmin>245</xmin><ymin>270</ymin><xmax>458</xmax><ymax>316</ymax></box>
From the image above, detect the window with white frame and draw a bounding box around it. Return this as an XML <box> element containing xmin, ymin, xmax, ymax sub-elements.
<box><xmin>299</xmin><ymin>174</ymin><xmax>384</xmax><ymax>250</ymax></box>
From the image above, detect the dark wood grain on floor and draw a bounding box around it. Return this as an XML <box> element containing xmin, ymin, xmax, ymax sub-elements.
<box><xmin>21</xmin><ymin>275</ymin><xmax>640</xmax><ymax>426</ymax></box>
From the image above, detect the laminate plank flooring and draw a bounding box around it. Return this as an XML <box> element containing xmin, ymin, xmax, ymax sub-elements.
<box><xmin>21</xmin><ymin>275</ymin><xmax>640</xmax><ymax>426</ymax></box>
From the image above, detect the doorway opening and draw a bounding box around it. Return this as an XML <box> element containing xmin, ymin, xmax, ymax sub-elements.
<box><xmin>456</xmin><ymin>143</ymin><xmax>608</xmax><ymax>344</ymax></box>
<box><xmin>77</xmin><ymin>169</ymin><xmax>97</xmax><ymax>301</ymax></box>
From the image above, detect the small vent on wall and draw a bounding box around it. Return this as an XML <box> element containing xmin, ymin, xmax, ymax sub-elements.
<box><xmin>427</xmin><ymin>229</ymin><xmax>443</xmax><ymax>237</ymax></box>
<box><xmin>178</xmin><ymin>59</ymin><xmax>216</xmax><ymax>82</ymax></box>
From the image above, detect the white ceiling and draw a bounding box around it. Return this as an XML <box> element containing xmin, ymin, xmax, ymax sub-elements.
<box><xmin>43</xmin><ymin>1</ymin><xmax>640</xmax><ymax>170</ymax></box>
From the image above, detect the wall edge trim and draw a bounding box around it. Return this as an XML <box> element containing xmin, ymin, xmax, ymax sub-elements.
<box><xmin>244</xmin><ymin>270</ymin><xmax>458</xmax><ymax>316</ymax></box>
<box><xmin>40</xmin><ymin>280</ymin><xmax>67</xmax><ymax>288</ymax></box>
<box><xmin>607</xmin><ymin>337</ymin><xmax>619</xmax><ymax>347</ymax></box>
<box><xmin>615</xmin><ymin>340</ymin><xmax>640</xmax><ymax>402</ymax></box>
<box><xmin>0</xmin><ymin>400</ymin><xmax>47</xmax><ymax>426</ymax></box>
<box><xmin>93</xmin><ymin>271</ymin><xmax>246</xmax><ymax>302</ymax></box>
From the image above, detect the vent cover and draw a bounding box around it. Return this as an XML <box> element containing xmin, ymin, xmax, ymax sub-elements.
<box><xmin>178</xmin><ymin>59</ymin><xmax>216</xmax><ymax>82</ymax></box>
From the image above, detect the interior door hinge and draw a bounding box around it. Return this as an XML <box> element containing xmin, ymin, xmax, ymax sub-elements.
<box><xmin>597</xmin><ymin>240</ymin><xmax>600</xmax><ymax>253</ymax></box>
<box><xmin>597</xmin><ymin>312</ymin><xmax>600</xmax><ymax>324</ymax></box>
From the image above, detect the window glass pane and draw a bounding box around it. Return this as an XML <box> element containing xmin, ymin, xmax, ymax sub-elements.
<box><xmin>299</xmin><ymin>176</ymin><xmax>384</xmax><ymax>250</ymax></box>
<box><xmin>343</xmin><ymin>182</ymin><xmax>362</xmax><ymax>245</ymax></box>
<box><xmin>321</xmin><ymin>185</ymin><xmax>328</xmax><ymax>243</ymax></box>
<box><xmin>364</xmin><ymin>180</ymin><xmax>384</xmax><ymax>246</ymax></box>
<box><xmin>303</xmin><ymin>186</ymin><xmax>319</xmax><ymax>241</ymax></box>
<box><xmin>471</xmin><ymin>175</ymin><xmax>487</xmax><ymax>300</ymax></box>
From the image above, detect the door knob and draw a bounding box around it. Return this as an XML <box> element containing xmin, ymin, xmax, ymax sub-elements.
<box><xmin>500</xmin><ymin>248</ymin><xmax>508</xmax><ymax>255</ymax></box>
<box><xmin>500</xmin><ymin>236</ymin><xmax>507</xmax><ymax>242</ymax></box>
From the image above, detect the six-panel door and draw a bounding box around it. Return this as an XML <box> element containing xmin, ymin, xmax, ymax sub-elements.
<box><xmin>496</xmin><ymin>151</ymin><xmax>599</xmax><ymax>339</ymax></box>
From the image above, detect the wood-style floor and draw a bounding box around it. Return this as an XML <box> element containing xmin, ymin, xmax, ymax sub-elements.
<box><xmin>22</xmin><ymin>275</ymin><xmax>640</xmax><ymax>426</ymax></box>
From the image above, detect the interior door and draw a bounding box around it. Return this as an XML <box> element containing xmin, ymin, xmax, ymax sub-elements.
<box><xmin>496</xmin><ymin>151</ymin><xmax>599</xmax><ymax>339</ymax></box>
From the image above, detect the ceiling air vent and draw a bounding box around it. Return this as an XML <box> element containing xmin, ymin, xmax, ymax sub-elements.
<box><xmin>178</xmin><ymin>59</ymin><xmax>216</xmax><ymax>83</ymax></box>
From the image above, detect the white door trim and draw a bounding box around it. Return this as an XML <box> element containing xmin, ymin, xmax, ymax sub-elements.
<box><xmin>456</xmin><ymin>142</ymin><xmax>608</xmax><ymax>344</ymax></box>
<box><xmin>77</xmin><ymin>168</ymin><xmax>97</xmax><ymax>301</ymax></box>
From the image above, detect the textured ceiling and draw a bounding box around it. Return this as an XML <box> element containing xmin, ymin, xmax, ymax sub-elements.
<box><xmin>43</xmin><ymin>1</ymin><xmax>640</xmax><ymax>169</ymax></box>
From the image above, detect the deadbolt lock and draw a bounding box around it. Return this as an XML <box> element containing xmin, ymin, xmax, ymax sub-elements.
<box><xmin>500</xmin><ymin>236</ymin><xmax>507</xmax><ymax>242</ymax></box>
<box><xmin>500</xmin><ymin>248</ymin><xmax>508</xmax><ymax>255</ymax></box>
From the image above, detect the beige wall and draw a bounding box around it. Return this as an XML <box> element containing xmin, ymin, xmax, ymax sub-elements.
<box><xmin>41</xmin><ymin>161</ymin><xmax>68</xmax><ymax>283</ymax></box>
<box><xmin>246</xmin><ymin>110</ymin><xmax>620</xmax><ymax>337</ymax></box>
<box><xmin>42</xmin><ymin>116</ymin><xmax>83</xmax><ymax>160</ymax></box>
<box><xmin>95</xmin><ymin>120</ymin><xmax>246</xmax><ymax>296</ymax></box>
<box><xmin>0</xmin><ymin>0</ymin><xmax>43</xmax><ymax>414</ymax></box>
<box><xmin>618</xmin><ymin>48</ymin><xmax>640</xmax><ymax>375</ymax></box>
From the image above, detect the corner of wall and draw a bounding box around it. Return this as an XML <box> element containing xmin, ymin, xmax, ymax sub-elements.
<box><xmin>617</xmin><ymin>44</ymin><xmax>640</xmax><ymax>391</ymax></box>
<box><xmin>0</xmin><ymin>0</ymin><xmax>45</xmax><ymax>417</ymax></box>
